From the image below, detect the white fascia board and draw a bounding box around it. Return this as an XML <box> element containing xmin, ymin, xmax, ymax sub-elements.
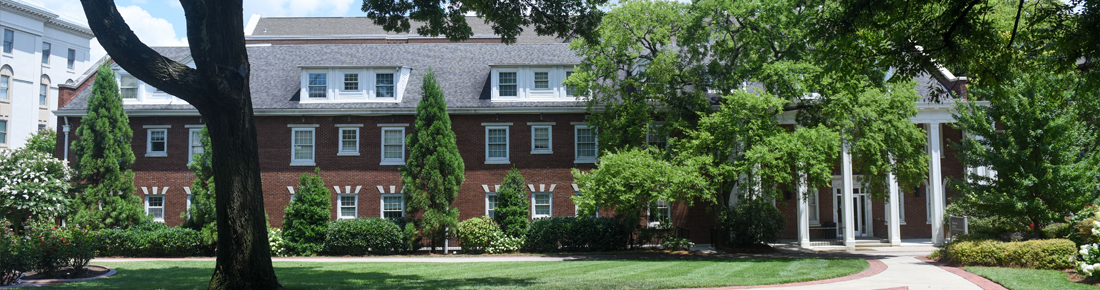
<box><xmin>54</xmin><ymin>106</ymin><xmax>590</xmax><ymax>117</ymax></box>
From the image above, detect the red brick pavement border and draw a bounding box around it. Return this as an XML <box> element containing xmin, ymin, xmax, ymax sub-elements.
<box><xmin>666</xmin><ymin>259</ymin><xmax>887</xmax><ymax>290</ymax></box>
<box><xmin>913</xmin><ymin>256</ymin><xmax>1008</xmax><ymax>290</ymax></box>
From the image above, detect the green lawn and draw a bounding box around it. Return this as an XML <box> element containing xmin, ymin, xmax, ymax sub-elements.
<box><xmin>965</xmin><ymin>266</ymin><xmax>1100</xmax><ymax>290</ymax></box>
<box><xmin>48</xmin><ymin>258</ymin><xmax>866</xmax><ymax>289</ymax></box>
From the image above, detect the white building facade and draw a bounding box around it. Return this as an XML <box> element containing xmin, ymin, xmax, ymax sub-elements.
<box><xmin>0</xmin><ymin>0</ymin><xmax>92</xmax><ymax>149</ymax></box>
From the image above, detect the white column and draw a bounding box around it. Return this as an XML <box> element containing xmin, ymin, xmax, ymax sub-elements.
<box><xmin>928</xmin><ymin>123</ymin><xmax>946</xmax><ymax>246</ymax></box>
<box><xmin>842</xmin><ymin>141</ymin><xmax>856</xmax><ymax>248</ymax></box>
<box><xmin>798</xmin><ymin>170</ymin><xmax>810</xmax><ymax>248</ymax></box>
<box><xmin>888</xmin><ymin>169</ymin><xmax>902</xmax><ymax>246</ymax></box>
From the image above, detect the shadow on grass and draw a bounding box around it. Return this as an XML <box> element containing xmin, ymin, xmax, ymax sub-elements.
<box><xmin>52</xmin><ymin>265</ymin><xmax>537</xmax><ymax>290</ymax></box>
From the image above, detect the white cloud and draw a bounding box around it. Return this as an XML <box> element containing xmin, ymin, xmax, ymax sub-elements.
<box><xmin>87</xmin><ymin>5</ymin><xmax>188</xmax><ymax>61</ymax></box>
<box><xmin>244</xmin><ymin>0</ymin><xmax>356</xmax><ymax>18</ymax></box>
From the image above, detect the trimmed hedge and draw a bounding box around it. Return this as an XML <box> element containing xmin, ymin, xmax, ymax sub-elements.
<box><xmin>323</xmin><ymin>218</ymin><xmax>402</xmax><ymax>256</ymax></box>
<box><xmin>455</xmin><ymin>217</ymin><xmax>500</xmax><ymax>254</ymax></box>
<box><xmin>942</xmin><ymin>239</ymin><xmax>1076</xmax><ymax>269</ymax></box>
<box><xmin>96</xmin><ymin>226</ymin><xmax>210</xmax><ymax>257</ymax></box>
<box><xmin>525</xmin><ymin>217</ymin><xmax>628</xmax><ymax>252</ymax></box>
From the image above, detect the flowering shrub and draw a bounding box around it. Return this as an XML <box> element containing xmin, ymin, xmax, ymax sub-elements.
<box><xmin>0</xmin><ymin>220</ymin><xmax>30</xmax><ymax>286</ymax></box>
<box><xmin>3</xmin><ymin>218</ymin><xmax>99</xmax><ymax>280</ymax></box>
<box><xmin>455</xmin><ymin>217</ymin><xmax>500</xmax><ymax>254</ymax></box>
<box><xmin>0</xmin><ymin>150</ymin><xmax>72</xmax><ymax>230</ymax></box>
<box><xmin>485</xmin><ymin>232</ymin><xmax>525</xmax><ymax>254</ymax></box>
<box><xmin>1077</xmin><ymin>214</ymin><xmax>1100</xmax><ymax>278</ymax></box>
<box><xmin>268</xmin><ymin>228</ymin><xmax>286</xmax><ymax>257</ymax></box>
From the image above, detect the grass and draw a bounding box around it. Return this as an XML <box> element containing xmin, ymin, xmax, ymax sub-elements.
<box><xmin>46</xmin><ymin>258</ymin><xmax>866</xmax><ymax>289</ymax></box>
<box><xmin>965</xmin><ymin>266</ymin><xmax>1099</xmax><ymax>290</ymax></box>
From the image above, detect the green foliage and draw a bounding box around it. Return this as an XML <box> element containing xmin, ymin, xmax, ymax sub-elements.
<box><xmin>361</xmin><ymin>0</ymin><xmax>607</xmax><ymax>44</ymax></box>
<box><xmin>944</xmin><ymin>239</ymin><xmax>1076</xmax><ymax>269</ymax></box>
<box><xmin>1068</xmin><ymin>205</ymin><xmax>1098</xmax><ymax>246</ymax></box>
<box><xmin>282</xmin><ymin>168</ymin><xmax>331</xmax><ymax>256</ymax></box>
<box><xmin>945</xmin><ymin>201</ymin><xmax>1030</xmax><ymax>241</ymax></box>
<box><xmin>181</xmin><ymin>126</ymin><xmax>215</xmax><ymax>231</ymax></box>
<box><xmin>0</xmin><ymin>149</ymin><xmax>72</xmax><ymax>232</ymax></box>
<box><xmin>401</xmin><ymin>69</ymin><xmax>465</xmax><ymax>253</ymax></box>
<box><xmin>95</xmin><ymin>225</ymin><xmax>209</xmax><ymax>257</ymax></box>
<box><xmin>525</xmin><ymin>216</ymin><xmax>629</xmax><ymax>253</ymax></box>
<box><xmin>0</xmin><ymin>220</ymin><xmax>28</xmax><ymax>285</ymax></box>
<box><xmin>388</xmin><ymin>217</ymin><xmax>419</xmax><ymax>254</ymax></box>
<box><xmin>485</xmin><ymin>232</ymin><xmax>525</xmax><ymax>254</ymax></box>
<box><xmin>0</xmin><ymin>218</ymin><xmax>98</xmax><ymax>280</ymax></box>
<box><xmin>572</xmin><ymin>148</ymin><xmax>712</xmax><ymax>236</ymax></box>
<box><xmin>662</xmin><ymin>237</ymin><xmax>694</xmax><ymax>251</ymax></box>
<box><xmin>721</xmin><ymin>199</ymin><xmax>786</xmax><ymax>246</ymax></box>
<box><xmin>23</xmin><ymin>129</ymin><xmax>57</xmax><ymax>155</ymax></box>
<box><xmin>494</xmin><ymin>168</ymin><xmax>529</xmax><ymax>237</ymax></box>
<box><xmin>455</xmin><ymin>217</ymin><xmax>501</xmax><ymax>254</ymax></box>
<box><xmin>324</xmin><ymin>218</ymin><xmax>403</xmax><ymax>256</ymax></box>
<box><xmin>951</xmin><ymin>72</ymin><xmax>1098</xmax><ymax>235</ymax></box>
<box><xmin>70</xmin><ymin>64</ymin><xmax>146</xmax><ymax>230</ymax></box>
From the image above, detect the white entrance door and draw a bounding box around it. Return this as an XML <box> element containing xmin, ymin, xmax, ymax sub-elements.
<box><xmin>834</xmin><ymin>186</ymin><xmax>873</xmax><ymax>238</ymax></box>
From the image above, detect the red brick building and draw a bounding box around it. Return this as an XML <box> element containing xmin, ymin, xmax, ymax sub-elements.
<box><xmin>54</xmin><ymin>16</ymin><xmax>976</xmax><ymax>247</ymax></box>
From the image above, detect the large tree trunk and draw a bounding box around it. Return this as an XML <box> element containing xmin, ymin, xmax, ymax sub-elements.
<box><xmin>80</xmin><ymin>1</ymin><xmax>280</xmax><ymax>289</ymax></box>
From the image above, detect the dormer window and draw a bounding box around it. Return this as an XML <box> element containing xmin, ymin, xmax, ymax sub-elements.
<box><xmin>299</xmin><ymin>67</ymin><xmax>409</xmax><ymax>103</ymax></box>
<box><xmin>120</xmin><ymin>75</ymin><xmax>138</xmax><ymax>99</ymax></box>
<box><xmin>115</xmin><ymin>66</ymin><xmax>187</xmax><ymax>104</ymax></box>
<box><xmin>490</xmin><ymin>66</ymin><xmax>578</xmax><ymax>101</ymax></box>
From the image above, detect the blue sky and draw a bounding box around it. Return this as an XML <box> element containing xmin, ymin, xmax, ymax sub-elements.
<box><xmin>28</xmin><ymin>0</ymin><xmax>365</xmax><ymax>60</ymax></box>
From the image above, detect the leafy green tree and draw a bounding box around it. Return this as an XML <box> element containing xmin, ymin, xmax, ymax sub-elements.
<box><xmin>362</xmin><ymin>0</ymin><xmax>608</xmax><ymax>44</ymax></box>
<box><xmin>951</xmin><ymin>72</ymin><xmax>1099</xmax><ymax>237</ymax></box>
<box><xmin>281</xmin><ymin>168</ymin><xmax>330</xmax><ymax>256</ymax></box>
<box><xmin>69</xmin><ymin>64</ymin><xmax>147</xmax><ymax>229</ymax></box>
<box><xmin>0</xmin><ymin>149</ymin><xmax>72</xmax><ymax>233</ymax></box>
<box><xmin>23</xmin><ymin>129</ymin><xmax>57</xmax><ymax>155</ymax></box>
<box><xmin>401</xmin><ymin>69</ymin><xmax>465</xmax><ymax>253</ymax></box>
<box><xmin>182</xmin><ymin>126</ymin><xmax>215</xmax><ymax>234</ymax></box>
<box><xmin>494</xmin><ymin>168</ymin><xmax>530</xmax><ymax>237</ymax></box>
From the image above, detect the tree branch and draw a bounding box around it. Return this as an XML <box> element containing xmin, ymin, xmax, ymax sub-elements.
<box><xmin>79</xmin><ymin>0</ymin><xmax>206</xmax><ymax>107</ymax></box>
<box><xmin>1007</xmin><ymin>0</ymin><xmax>1024</xmax><ymax>49</ymax></box>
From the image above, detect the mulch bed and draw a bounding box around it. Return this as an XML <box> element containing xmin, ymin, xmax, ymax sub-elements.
<box><xmin>21</xmin><ymin>265</ymin><xmax>110</xmax><ymax>280</ymax></box>
<box><xmin>1063</xmin><ymin>269</ymin><xmax>1100</xmax><ymax>286</ymax></box>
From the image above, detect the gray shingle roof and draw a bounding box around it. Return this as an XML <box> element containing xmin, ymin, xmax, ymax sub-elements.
<box><xmin>250</xmin><ymin>16</ymin><xmax>566</xmax><ymax>44</ymax></box>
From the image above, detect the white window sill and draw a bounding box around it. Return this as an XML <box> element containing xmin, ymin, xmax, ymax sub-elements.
<box><xmin>485</xmin><ymin>160</ymin><xmax>511</xmax><ymax>165</ymax></box>
<box><xmin>337</xmin><ymin>216</ymin><xmax>356</xmax><ymax>220</ymax></box>
<box><xmin>145</xmin><ymin>153</ymin><xmax>167</xmax><ymax>158</ymax></box>
<box><xmin>152</xmin><ymin>219</ymin><xmax>165</xmax><ymax>223</ymax></box>
<box><xmin>810</xmin><ymin>222</ymin><xmax>821</xmax><ymax>227</ymax></box>
<box><xmin>531</xmin><ymin>150</ymin><xmax>553</xmax><ymax>155</ymax></box>
<box><xmin>289</xmin><ymin>161</ymin><xmax>316</xmax><ymax>167</ymax></box>
<box><xmin>336</xmin><ymin>152</ymin><xmax>360</xmax><ymax>156</ymax></box>
<box><xmin>380</xmin><ymin>160</ymin><xmax>405</xmax><ymax>166</ymax></box>
<box><xmin>574</xmin><ymin>158</ymin><xmax>597</xmax><ymax>164</ymax></box>
<box><xmin>533</xmin><ymin>215</ymin><xmax>551</xmax><ymax>219</ymax></box>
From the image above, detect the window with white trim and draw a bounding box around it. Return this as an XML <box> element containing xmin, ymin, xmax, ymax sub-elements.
<box><xmin>808</xmin><ymin>192</ymin><xmax>820</xmax><ymax>225</ymax></box>
<box><xmin>2</xmin><ymin>30</ymin><xmax>12</xmax><ymax>53</ymax></box>
<box><xmin>342</xmin><ymin>73</ymin><xmax>359</xmax><ymax>91</ymax></box>
<box><xmin>486</xmin><ymin>193</ymin><xmax>497</xmax><ymax>218</ymax></box>
<box><xmin>41</xmin><ymin>42</ymin><xmax>50</xmax><ymax>64</ymax></box>
<box><xmin>646</xmin><ymin>123</ymin><xmax>667</xmax><ymax>149</ymax></box>
<box><xmin>307</xmin><ymin>73</ymin><xmax>327</xmax><ymax>99</ymax></box>
<box><xmin>39</xmin><ymin>83</ymin><xmax>48</xmax><ymax>106</ymax></box>
<box><xmin>490</xmin><ymin>66</ymin><xmax>577</xmax><ymax>100</ymax></box>
<box><xmin>381</xmin><ymin>127</ymin><xmax>405</xmax><ymax>164</ymax></box>
<box><xmin>376</xmin><ymin>73</ymin><xmax>394</xmax><ymax>98</ymax></box>
<box><xmin>486</xmin><ymin>126</ymin><xmax>510</xmax><ymax>163</ymax></box>
<box><xmin>498</xmin><ymin>72</ymin><xmax>517</xmax><ymax>97</ymax></box>
<box><xmin>564</xmin><ymin>71</ymin><xmax>577</xmax><ymax>96</ymax></box>
<box><xmin>533</xmin><ymin>72</ymin><xmax>549</xmax><ymax>90</ymax></box>
<box><xmin>531</xmin><ymin>125</ymin><xmax>552</xmax><ymax>154</ymax></box>
<box><xmin>648</xmin><ymin>200</ymin><xmax>670</xmax><ymax>223</ymax></box>
<box><xmin>120</xmin><ymin>75</ymin><xmax>138</xmax><ymax>99</ymax></box>
<box><xmin>925</xmin><ymin>181</ymin><xmax>933</xmax><ymax>223</ymax></box>
<box><xmin>338</xmin><ymin>194</ymin><xmax>357</xmax><ymax>219</ymax></box>
<box><xmin>1</xmin><ymin>74</ymin><xmax>9</xmax><ymax>100</ymax></box>
<box><xmin>147</xmin><ymin>129</ymin><xmax>167</xmax><ymax>156</ymax></box>
<box><xmin>382</xmin><ymin>194</ymin><xmax>404</xmax><ymax>218</ymax></box>
<box><xmin>67</xmin><ymin>49</ymin><xmax>76</xmax><ymax>69</ymax></box>
<box><xmin>188</xmin><ymin>128</ymin><xmax>204</xmax><ymax>164</ymax></box>
<box><xmin>533</xmin><ymin>192</ymin><xmax>552</xmax><ymax>218</ymax></box>
<box><xmin>574</xmin><ymin>125</ymin><xmax>597</xmax><ymax>163</ymax></box>
<box><xmin>291</xmin><ymin>128</ymin><xmax>315</xmax><ymax>165</ymax></box>
<box><xmin>339</xmin><ymin>127</ymin><xmax>359</xmax><ymax>155</ymax></box>
<box><xmin>900</xmin><ymin>193</ymin><xmax>906</xmax><ymax>224</ymax></box>
<box><xmin>146</xmin><ymin>195</ymin><xmax>164</xmax><ymax>222</ymax></box>
<box><xmin>0</xmin><ymin>120</ymin><xmax>7</xmax><ymax>145</ymax></box>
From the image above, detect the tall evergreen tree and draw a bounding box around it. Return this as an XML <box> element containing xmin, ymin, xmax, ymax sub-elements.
<box><xmin>69</xmin><ymin>64</ymin><xmax>147</xmax><ymax>229</ymax></box>
<box><xmin>281</xmin><ymin>168</ymin><xmax>330</xmax><ymax>255</ymax></box>
<box><xmin>401</xmin><ymin>69</ymin><xmax>465</xmax><ymax>253</ymax></box>
<box><xmin>494</xmin><ymin>168</ymin><xmax>530</xmax><ymax>237</ymax></box>
<box><xmin>182</xmin><ymin>126</ymin><xmax>215</xmax><ymax>231</ymax></box>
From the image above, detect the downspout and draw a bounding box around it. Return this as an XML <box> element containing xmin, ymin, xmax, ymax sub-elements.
<box><xmin>62</xmin><ymin>117</ymin><xmax>70</xmax><ymax>162</ymax></box>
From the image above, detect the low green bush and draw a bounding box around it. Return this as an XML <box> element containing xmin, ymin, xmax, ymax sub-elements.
<box><xmin>1043</xmin><ymin>223</ymin><xmax>1072</xmax><ymax>240</ymax></box>
<box><xmin>323</xmin><ymin>218</ymin><xmax>402</xmax><ymax>256</ymax></box>
<box><xmin>662</xmin><ymin>237</ymin><xmax>694</xmax><ymax>251</ymax></box>
<box><xmin>455</xmin><ymin>217</ymin><xmax>500</xmax><ymax>254</ymax></box>
<box><xmin>96</xmin><ymin>225</ymin><xmax>209</xmax><ymax>257</ymax></box>
<box><xmin>389</xmin><ymin>217</ymin><xmax>419</xmax><ymax>254</ymax></box>
<box><xmin>721</xmin><ymin>199</ymin><xmax>785</xmax><ymax>246</ymax></box>
<box><xmin>0</xmin><ymin>220</ymin><xmax>30</xmax><ymax>285</ymax></box>
<box><xmin>525</xmin><ymin>217</ymin><xmax>628</xmax><ymax>253</ymax></box>
<box><xmin>943</xmin><ymin>239</ymin><xmax>1076</xmax><ymax>269</ymax></box>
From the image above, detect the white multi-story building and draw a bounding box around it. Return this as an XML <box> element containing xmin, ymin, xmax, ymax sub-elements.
<box><xmin>0</xmin><ymin>0</ymin><xmax>92</xmax><ymax>149</ymax></box>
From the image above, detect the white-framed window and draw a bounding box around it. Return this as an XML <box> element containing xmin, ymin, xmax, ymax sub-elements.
<box><xmin>2</xmin><ymin>30</ymin><xmax>12</xmax><ymax>53</ymax></box>
<box><xmin>648</xmin><ymin>200</ymin><xmax>670</xmax><ymax>224</ymax></box>
<box><xmin>146</xmin><ymin>129</ymin><xmax>167</xmax><ymax>157</ymax></box>
<box><xmin>188</xmin><ymin>128</ymin><xmax>204</xmax><ymax>164</ymax></box>
<box><xmin>376</xmin><ymin>73</ymin><xmax>395</xmax><ymax>98</ymax></box>
<box><xmin>67</xmin><ymin>49</ymin><xmax>76</xmax><ymax>69</ymax></box>
<box><xmin>533</xmin><ymin>71</ymin><xmax>550</xmax><ymax>90</ymax></box>
<box><xmin>120</xmin><ymin>75</ymin><xmax>138</xmax><ymax>100</ymax></box>
<box><xmin>38</xmin><ymin>124</ymin><xmax>45</xmax><ymax>131</ymax></box>
<box><xmin>646</xmin><ymin>123</ymin><xmax>667</xmax><ymax>149</ymax></box>
<box><xmin>39</xmin><ymin>83</ymin><xmax>48</xmax><ymax>106</ymax></box>
<box><xmin>900</xmin><ymin>192</ymin><xmax>906</xmax><ymax>224</ymax></box>
<box><xmin>486</xmin><ymin>193</ymin><xmax>497</xmax><ymax>218</ymax></box>
<box><xmin>564</xmin><ymin>71</ymin><xmax>576</xmax><ymax>96</ymax></box>
<box><xmin>0</xmin><ymin>120</ymin><xmax>7</xmax><ymax>144</ymax></box>
<box><xmin>808</xmin><ymin>192</ymin><xmax>820</xmax><ymax>226</ymax></box>
<box><xmin>1</xmin><ymin>74</ymin><xmax>10</xmax><ymax>100</ymax></box>
<box><xmin>574</xmin><ymin>125</ymin><xmax>597</xmax><ymax>163</ymax></box>
<box><xmin>498</xmin><ymin>72</ymin><xmax>517</xmax><ymax>97</ymax></box>
<box><xmin>925</xmin><ymin>180</ymin><xmax>933</xmax><ymax>224</ymax></box>
<box><xmin>307</xmin><ymin>73</ymin><xmax>327</xmax><ymax>99</ymax></box>
<box><xmin>381</xmin><ymin>127</ymin><xmax>405</xmax><ymax>165</ymax></box>
<box><xmin>338</xmin><ymin>194</ymin><xmax>357</xmax><ymax>219</ymax></box>
<box><xmin>382</xmin><ymin>194</ymin><xmax>404</xmax><ymax>218</ymax></box>
<box><xmin>290</xmin><ymin>127</ymin><xmax>316</xmax><ymax>166</ymax></box>
<box><xmin>41</xmin><ymin>42</ymin><xmax>50</xmax><ymax>64</ymax></box>
<box><xmin>338</xmin><ymin>127</ymin><xmax>360</xmax><ymax>156</ymax></box>
<box><xmin>485</xmin><ymin>126</ymin><xmax>510</xmax><ymax>164</ymax></box>
<box><xmin>145</xmin><ymin>195</ymin><xmax>164</xmax><ymax>222</ymax></box>
<box><xmin>342</xmin><ymin>73</ymin><xmax>359</xmax><ymax>91</ymax></box>
<box><xmin>532</xmin><ymin>192</ymin><xmax>552</xmax><ymax>218</ymax></box>
<box><xmin>531</xmin><ymin>125</ymin><xmax>552</xmax><ymax>154</ymax></box>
